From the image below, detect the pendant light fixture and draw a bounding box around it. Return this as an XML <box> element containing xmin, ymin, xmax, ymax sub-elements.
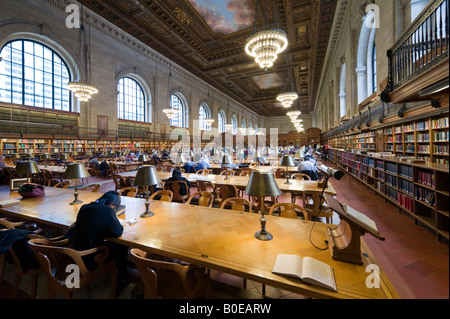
<box><xmin>163</xmin><ymin>62</ymin><xmax>178</xmax><ymax>120</ymax></box>
<box><xmin>67</xmin><ymin>5</ymin><xmax>98</xmax><ymax>101</ymax></box>
<box><xmin>245</xmin><ymin>0</ymin><xmax>288</xmax><ymax>70</ymax></box>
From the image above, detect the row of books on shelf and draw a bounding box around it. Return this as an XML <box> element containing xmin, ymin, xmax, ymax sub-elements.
<box><xmin>432</xmin><ymin>118</ymin><xmax>448</xmax><ymax>128</ymax></box>
<box><xmin>415</xmin><ymin>187</ymin><xmax>436</xmax><ymax>206</ymax></box>
<box><xmin>417</xmin><ymin>170</ymin><xmax>435</xmax><ymax>187</ymax></box>
<box><xmin>434</xmin><ymin>131</ymin><xmax>449</xmax><ymax>141</ymax></box>
<box><xmin>399</xmin><ymin>178</ymin><xmax>413</xmax><ymax>194</ymax></box>
<box><xmin>434</xmin><ymin>145</ymin><xmax>449</xmax><ymax>154</ymax></box>
<box><xmin>398</xmin><ymin>193</ymin><xmax>414</xmax><ymax>212</ymax></box>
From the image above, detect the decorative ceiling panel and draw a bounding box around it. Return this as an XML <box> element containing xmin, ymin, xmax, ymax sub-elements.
<box><xmin>78</xmin><ymin>0</ymin><xmax>337</xmax><ymax>117</ymax></box>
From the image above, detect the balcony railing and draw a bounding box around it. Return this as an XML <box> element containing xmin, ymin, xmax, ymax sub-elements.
<box><xmin>383</xmin><ymin>0</ymin><xmax>448</xmax><ymax>99</ymax></box>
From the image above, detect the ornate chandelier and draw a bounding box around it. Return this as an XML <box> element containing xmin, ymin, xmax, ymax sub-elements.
<box><xmin>67</xmin><ymin>82</ymin><xmax>98</xmax><ymax>102</ymax></box>
<box><xmin>245</xmin><ymin>29</ymin><xmax>288</xmax><ymax>70</ymax></box>
<box><xmin>163</xmin><ymin>108</ymin><xmax>178</xmax><ymax>119</ymax></box>
<box><xmin>67</xmin><ymin>7</ymin><xmax>98</xmax><ymax>102</ymax></box>
<box><xmin>245</xmin><ymin>0</ymin><xmax>288</xmax><ymax>70</ymax></box>
<box><xmin>277</xmin><ymin>92</ymin><xmax>298</xmax><ymax>108</ymax></box>
<box><xmin>204</xmin><ymin>118</ymin><xmax>214</xmax><ymax>126</ymax></box>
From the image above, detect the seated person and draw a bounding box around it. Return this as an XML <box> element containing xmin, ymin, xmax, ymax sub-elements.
<box><xmin>297</xmin><ymin>156</ymin><xmax>319</xmax><ymax>180</ymax></box>
<box><xmin>166</xmin><ymin>168</ymin><xmax>191</xmax><ymax>196</ymax></box>
<box><xmin>199</xmin><ymin>155</ymin><xmax>211</xmax><ymax>169</ymax></box>
<box><xmin>182</xmin><ymin>158</ymin><xmax>196</xmax><ymax>173</ymax></box>
<box><xmin>65</xmin><ymin>191</ymin><xmax>129</xmax><ymax>292</ymax></box>
<box><xmin>161</xmin><ymin>150</ymin><xmax>170</xmax><ymax>160</ymax></box>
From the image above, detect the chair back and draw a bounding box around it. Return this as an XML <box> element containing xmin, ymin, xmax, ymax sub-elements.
<box><xmin>196</xmin><ymin>169</ymin><xmax>212</xmax><ymax>175</ymax></box>
<box><xmin>219</xmin><ymin>169</ymin><xmax>235</xmax><ymax>176</ymax></box>
<box><xmin>164</xmin><ymin>180</ymin><xmax>189</xmax><ymax>202</ymax></box>
<box><xmin>219</xmin><ymin>197</ymin><xmax>252</xmax><ymax>213</ymax></box>
<box><xmin>186</xmin><ymin>191</ymin><xmax>214</xmax><ymax>207</ymax></box>
<box><xmin>197</xmin><ymin>180</ymin><xmax>214</xmax><ymax>192</ymax></box>
<box><xmin>118</xmin><ymin>187</ymin><xmax>139</xmax><ymax>198</ymax></box>
<box><xmin>130</xmin><ymin>248</ymin><xmax>207</xmax><ymax>299</ymax></box>
<box><xmin>268</xmin><ymin>202</ymin><xmax>308</xmax><ymax>220</ymax></box>
<box><xmin>28</xmin><ymin>238</ymin><xmax>117</xmax><ymax>299</ymax></box>
<box><xmin>112</xmin><ymin>174</ymin><xmax>127</xmax><ymax>190</ymax></box>
<box><xmin>291</xmin><ymin>173</ymin><xmax>311</xmax><ymax>180</ymax></box>
<box><xmin>214</xmin><ymin>184</ymin><xmax>238</xmax><ymax>201</ymax></box>
<box><xmin>274</xmin><ymin>168</ymin><xmax>286</xmax><ymax>178</ymax></box>
<box><xmin>54</xmin><ymin>180</ymin><xmax>71</xmax><ymax>189</ymax></box>
<box><xmin>149</xmin><ymin>190</ymin><xmax>173</xmax><ymax>202</ymax></box>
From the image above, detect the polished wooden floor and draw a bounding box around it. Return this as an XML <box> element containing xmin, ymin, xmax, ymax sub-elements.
<box><xmin>1</xmin><ymin>162</ymin><xmax>448</xmax><ymax>299</ymax></box>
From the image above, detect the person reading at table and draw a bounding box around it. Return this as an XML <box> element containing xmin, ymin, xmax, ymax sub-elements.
<box><xmin>166</xmin><ymin>168</ymin><xmax>191</xmax><ymax>196</ymax></box>
<box><xmin>65</xmin><ymin>191</ymin><xmax>130</xmax><ymax>293</ymax></box>
<box><xmin>297</xmin><ymin>156</ymin><xmax>319</xmax><ymax>180</ymax></box>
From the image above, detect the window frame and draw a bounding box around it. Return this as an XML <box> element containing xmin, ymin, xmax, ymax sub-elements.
<box><xmin>0</xmin><ymin>39</ymin><xmax>72</xmax><ymax>111</ymax></box>
<box><xmin>117</xmin><ymin>76</ymin><xmax>146</xmax><ymax>122</ymax></box>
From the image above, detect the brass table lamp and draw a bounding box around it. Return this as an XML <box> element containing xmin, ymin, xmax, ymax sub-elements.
<box><xmin>221</xmin><ymin>154</ymin><xmax>233</xmax><ymax>180</ymax></box>
<box><xmin>15</xmin><ymin>161</ymin><xmax>41</xmax><ymax>183</ymax></box>
<box><xmin>62</xmin><ymin>163</ymin><xmax>91</xmax><ymax>205</ymax></box>
<box><xmin>279</xmin><ymin>155</ymin><xmax>296</xmax><ymax>184</ymax></box>
<box><xmin>133</xmin><ymin>165</ymin><xmax>162</xmax><ymax>218</ymax></box>
<box><xmin>138</xmin><ymin>154</ymin><xmax>150</xmax><ymax>164</ymax></box>
<box><xmin>245</xmin><ymin>170</ymin><xmax>282</xmax><ymax>241</ymax></box>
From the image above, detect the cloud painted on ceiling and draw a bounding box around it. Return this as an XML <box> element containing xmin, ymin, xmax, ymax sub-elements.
<box><xmin>189</xmin><ymin>0</ymin><xmax>254</xmax><ymax>34</ymax></box>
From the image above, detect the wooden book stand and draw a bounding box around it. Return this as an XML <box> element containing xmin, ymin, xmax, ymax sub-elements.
<box><xmin>324</xmin><ymin>194</ymin><xmax>385</xmax><ymax>264</ymax></box>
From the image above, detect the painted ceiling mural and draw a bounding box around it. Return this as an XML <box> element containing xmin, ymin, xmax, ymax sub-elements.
<box><xmin>188</xmin><ymin>0</ymin><xmax>255</xmax><ymax>34</ymax></box>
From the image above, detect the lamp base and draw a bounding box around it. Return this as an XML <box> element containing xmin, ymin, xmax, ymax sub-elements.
<box><xmin>254</xmin><ymin>230</ymin><xmax>273</xmax><ymax>241</ymax></box>
<box><xmin>284</xmin><ymin>181</ymin><xmax>292</xmax><ymax>184</ymax></box>
<box><xmin>69</xmin><ymin>199</ymin><xmax>83</xmax><ymax>205</ymax></box>
<box><xmin>140</xmin><ymin>211</ymin><xmax>155</xmax><ymax>218</ymax></box>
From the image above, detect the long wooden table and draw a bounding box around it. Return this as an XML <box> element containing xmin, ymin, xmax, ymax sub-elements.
<box><xmin>119</xmin><ymin>171</ymin><xmax>336</xmax><ymax>197</ymax></box>
<box><xmin>0</xmin><ymin>186</ymin><xmax>399</xmax><ymax>299</ymax></box>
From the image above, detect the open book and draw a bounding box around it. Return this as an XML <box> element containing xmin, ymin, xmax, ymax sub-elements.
<box><xmin>0</xmin><ymin>199</ymin><xmax>20</xmax><ymax>208</ymax></box>
<box><xmin>272</xmin><ymin>254</ymin><xmax>337</xmax><ymax>291</ymax></box>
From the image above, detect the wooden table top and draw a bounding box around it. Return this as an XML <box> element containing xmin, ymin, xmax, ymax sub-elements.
<box><xmin>0</xmin><ymin>186</ymin><xmax>398</xmax><ymax>299</ymax></box>
<box><xmin>119</xmin><ymin>171</ymin><xmax>336</xmax><ymax>195</ymax></box>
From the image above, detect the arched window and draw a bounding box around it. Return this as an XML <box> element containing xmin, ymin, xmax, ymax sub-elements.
<box><xmin>218</xmin><ymin>110</ymin><xmax>226</xmax><ymax>133</ymax></box>
<box><xmin>241</xmin><ymin>118</ymin><xmax>246</xmax><ymax>128</ymax></box>
<box><xmin>356</xmin><ymin>11</ymin><xmax>377</xmax><ymax>104</ymax></box>
<box><xmin>117</xmin><ymin>77</ymin><xmax>146</xmax><ymax>122</ymax></box>
<box><xmin>170</xmin><ymin>94</ymin><xmax>187</xmax><ymax>128</ymax></box>
<box><xmin>0</xmin><ymin>39</ymin><xmax>71</xmax><ymax>110</ymax></box>
<box><xmin>339</xmin><ymin>63</ymin><xmax>346</xmax><ymax>118</ymax></box>
<box><xmin>199</xmin><ymin>103</ymin><xmax>211</xmax><ymax>131</ymax></box>
<box><xmin>231</xmin><ymin>115</ymin><xmax>238</xmax><ymax>135</ymax></box>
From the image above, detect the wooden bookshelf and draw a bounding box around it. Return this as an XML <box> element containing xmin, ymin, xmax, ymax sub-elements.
<box><xmin>332</xmin><ymin>149</ymin><xmax>449</xmax><ymax>242</ymax></box>
<box><xmin>328</xmin><ymin>112</ymin><xmax>449</xmax><ymax>165</ymax></box>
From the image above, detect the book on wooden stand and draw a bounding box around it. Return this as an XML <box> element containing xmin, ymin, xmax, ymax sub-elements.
<box><xmin>272</xmin><ymin>254</ymin><xmax>337</xmax><ymax>291</ymax></box>
<box><xmin>324</xmin><ymin>194</ymin><xmax>385</xmax><ymax>265</ymax></box>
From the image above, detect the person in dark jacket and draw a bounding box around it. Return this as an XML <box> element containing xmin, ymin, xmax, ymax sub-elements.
<box><xmin>166</xmin><ymin>168</ymin><xmax>191</xmax><ymax>196</ymax></box>
<box><xmin>67</xmin><ymin>191</ymin><xmax>129</xmax><ymax>292</ymax></box>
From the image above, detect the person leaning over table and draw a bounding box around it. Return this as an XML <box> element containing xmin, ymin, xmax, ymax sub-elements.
<box><xmin>64</xmin><ymin>191</ymin><xmax>130</xmax><ymax>294</ymax></box>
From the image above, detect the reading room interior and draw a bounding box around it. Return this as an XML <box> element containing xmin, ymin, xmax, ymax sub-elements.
<box><xmin>0</xmin><ymin>0</ymin><xmax>448</xmax><ymax>300</ymax></box>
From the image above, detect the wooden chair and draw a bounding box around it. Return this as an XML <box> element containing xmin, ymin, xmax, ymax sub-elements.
<box><xmin>186</xmin><ymin>191</ymin><xmax>214</xmax><ymax>207</ymax></box>
<box><xmin>130</xmin><ymin>248</ymin><xmax>209</xmax><ymax>299</ymax></box>
<box><xmin>213</xmin><ymin>184</ymin><xmax>239</xmax><ymax>207</ymax></box>
<box><xmin>268</xmin><ymin>202</ymin><xmax>309</xmax><ymax>220</ymax></box>
<box><xmin>291</xmin><ymin>173</ymin><xmax>311</xmax><ymax>180</ymax></box>
<box><xmin>219</xmin><ymin>197</ymin><xmax>252</xmax><ymax>213</ymax></box>
<box><xmin>0</xmin><ymin>219</ymin><xmax>67</xmax><ymax>299</ymax></box>
<box><xmin>303</xmin><ymin>193</ymin><xmax>334</xmax><ymax>224</ymax></box>
<box><xmin>28</xmin><ymin>238</ymin><xmax>118</xmax><ymax>299</ymax></box>
<box><xmin>112</xmin><ymin>174</ymin><xmax>128</xmax><ymax>191</ymax></box>
<box><xmin>88</xmin><ymin>162</ymin><xmax>102</xmax><ymax>176</ymax></box>
<box><xmin>82</xmin><ymin>183</ymin><xmax>101</xmax><ymax>193</ymax></box>
<box><xmin>196</xmin><ymin>169</ymin><xmax>212</xmax><ymax>175</ymax></box>
<box><xmin>239</xmin><ymin>170</ymin><xmax>252</xmax><ymax>177</ymax></box>
<box><xmin>164</xmin><ymin>180</ymin><xmax>190</xmax><ymax>203</ymax></box>
<box><xmin>274</xmin><ymin>168</ymin><xmax>286</xmax><ymax>179</ymax></box>
<box><xmin>149</xmin><ymin>190</ymin><xmax>173</xmax><ymax>202</ymax></box>
<box><xmin>219</xmin><ymin>169</ymin><xmax>236</xmax><ymax>176</ymax></box>
<box><xmin>290</xmin><ymin>173</ymin><xmax>311</xmax><ymax>203</ymax></box>
<box><xmin>41</xmin><ymin>169</ymin><xmax>62</xmax><ymax>186</ymax></box>
<box><xmin>250</xmin><ymin>196</ymin><xmax>279</xmax><ymax>214</ymax></box>
<box><xmin>54</xmin><ymin>180</ymin><xmax>71</xmax><ymax>189</ymax></box>
<box><xmin>117</xmin><ymin>186</ymin><xmax>138</xmax><ymax>198</ymax></box>
<box><xmin>197</xmin><ymin>180</ymin><xmax>214</xmax><ymax>192</ymax></box>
